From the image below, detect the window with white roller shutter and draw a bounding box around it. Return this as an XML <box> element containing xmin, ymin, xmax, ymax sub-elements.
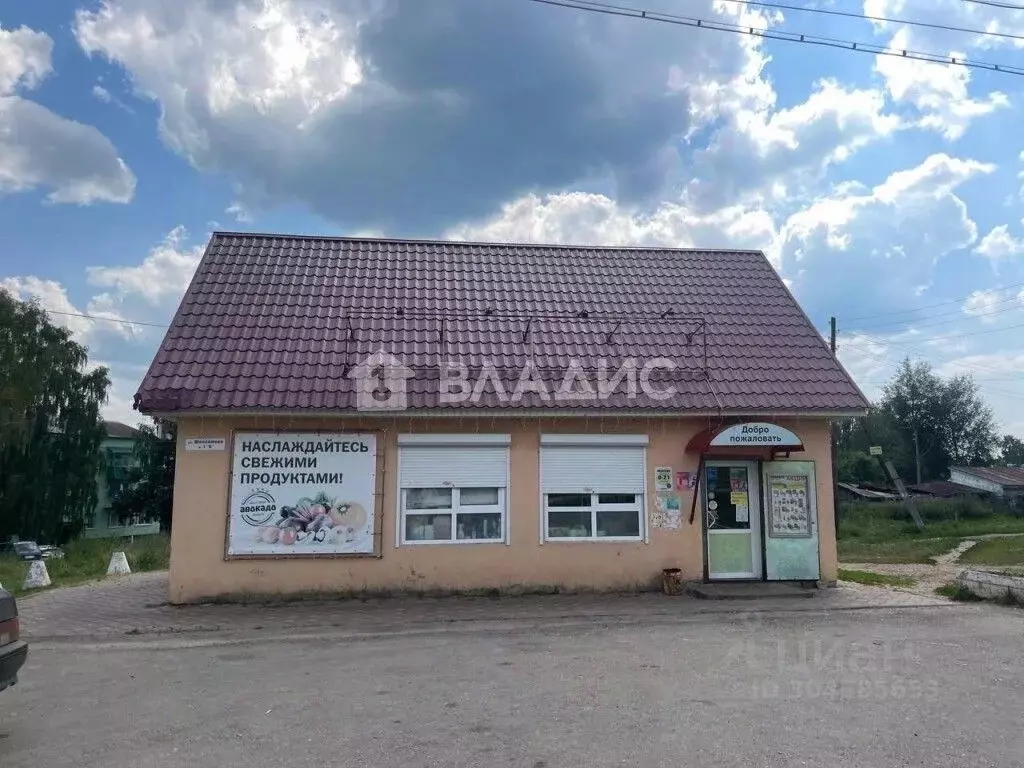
<box><xmin>397</xmin><ymin>434</ymin><xmax>510</xmax><ymax>545</ymax></box>
<box><xmin>540</xmin><ymin>434</ymin><xmax>648</xmax><ymax>541</ymax></box>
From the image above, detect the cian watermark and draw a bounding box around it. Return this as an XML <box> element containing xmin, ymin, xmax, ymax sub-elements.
<box><xmin>723</xmin><ymin>623</ymin><xmax>939</xmax><ymax>702</ymax></box>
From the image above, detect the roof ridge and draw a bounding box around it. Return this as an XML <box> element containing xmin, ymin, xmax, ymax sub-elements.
<box><xmin>209</xmin><ymin>230</ymin><xmax>766</xmax><ymax>256</ymax></box>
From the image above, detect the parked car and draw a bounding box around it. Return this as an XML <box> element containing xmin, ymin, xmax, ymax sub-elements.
<box><xmin>0</xmin><ymin>541</ymin><xmax>64</xmax><ymax>560</ymax></box>
<box><xmin>11</xmin><ymin>541</ymin><xmax>42</xmax><ymax>561</ymax></box>
<box><xmin>38</xmin><ymin>544</ymin><xmax>64</xmax><ymax>559</ymax></box>
<box><xmin>0</xmin><ymin>588</ymin><xmax>27</xmax><ymax>692</ymax></box>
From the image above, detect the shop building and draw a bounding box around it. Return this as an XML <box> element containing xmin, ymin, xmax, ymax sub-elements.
<box><xmin>136</xmin><ymin>234</ymin><xmax>868</xmax><ymax>603</ymax></box>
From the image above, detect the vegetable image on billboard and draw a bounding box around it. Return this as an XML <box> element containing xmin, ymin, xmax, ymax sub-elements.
<box><xmin>227</xmin><ymin>433</ymin><xmax>377</xmax><ymax>556</ymax></box>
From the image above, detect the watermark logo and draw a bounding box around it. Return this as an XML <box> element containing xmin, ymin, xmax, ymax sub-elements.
<box><xmin>349</xmin><ymin>351</ymin><xmax>690</xmax><ymax>411</ymax></box>
<box><xmin>348</xmin><ymin>349</ymin><xmax>413</xmax><ymax>412</ymax></box>
<box><xmin>722</xmin><ymin>612</ymin><xmax>938</xmax><ymax>702</ymax></box>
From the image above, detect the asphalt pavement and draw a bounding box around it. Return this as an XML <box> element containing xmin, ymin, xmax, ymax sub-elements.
<box><xmin>2</xmin><ymin>597</ymin><xmax>1023</xmax><ymax>767</ymax></box>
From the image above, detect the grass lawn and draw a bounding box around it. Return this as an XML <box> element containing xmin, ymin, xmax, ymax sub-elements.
<box><xmin>838</xmin><ymin>501</ymin><xmax>1024</xmax><ymax>564</ymax></box>
<box><xmin>837</xmin><ymin>537</ymin><xmax>962</xmax><ymax>564</ymax></box>
<box><xmin>838</xmin><ymin>568</ymin><xmax>916</xmax><ymax>588</ymax></box>
<box><xmin>0</xmin><ymin>535</ymin><xmax>169</xmax><ymax>597</ymax></box>
<box><xmin>934</xmin><ymin>582</ymin><xmax>986</xmax><ymax>602</ymax></box>
<box><xmin>958</xmin><ymin>537</ymin><xmax>1024</xmax><ymax>567</ymax></box>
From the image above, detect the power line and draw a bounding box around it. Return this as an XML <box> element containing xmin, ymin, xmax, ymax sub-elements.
<box><xmin>850</xmin><ymin>320</ymin><xmax>1024</xmax><ymax>345</ymax></box>
<box><xmin>959</xmin><ymin>0</ymin><xmax>1024</xmax><ymax>10</ymax></box>
<box><xmin>717</xmin><ymin>0</ymin><xmax>1024</xmax><ymax>43</ymax></box>
<box><xmin>42</xmin><ymin>308</ymin><xmax>169</xmax><ymax>329</ymax></box>
<box><xmin>843</xmin><ymin>281</ymin><xmax>1024</xmax><ymax>322</ymax></box>
<box><xmin>847</xmin><ymin>349</ymin><xmax>1024</xmax><ymax>397</ymax></box>
<box><xmin>852</xmin><ymin>294</ymin><xmax>1024</xmax><ymax>332</ymax></box>
<box><xmin>520</xmin><ymin>0</ymin><xmax>1024</xmax><ymax>75</ymax></box>
<box><xmin>843</xmin><ymin>330</ymin><xmax>1024</xmax><ymax>379</ymax></box>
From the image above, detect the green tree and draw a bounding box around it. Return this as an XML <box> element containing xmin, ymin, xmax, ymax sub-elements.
<box><xmin>835</xmin><ymin>407</ymin><xmax>912</xmax><ymax>484</ymax></box>
<box><xmin>939</xmin><ymin>374</ymin><xmax>998</xmax><ymax>468</ymax></box>
<box><xmin>110</xmin><ymin>421</ymin><xmax>176</xmax><ymax>532</ymax></box>
<box><xmin>0</xmin><ymin>291</ymin><xmax>109</xmax><ymax>543</ymax></box>
<box><xmin>999</xmin><ymin>435</ymin><xmax>1024</xmax><ymax>467</ymax></box>
<box><xmin>880</xmin><ymin>359</ymin><xmax>996</xmax><ymax>482</ymax></box>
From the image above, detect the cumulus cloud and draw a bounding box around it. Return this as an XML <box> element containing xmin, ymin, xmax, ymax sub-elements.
<box><xmin>2</xmin><ymin>227</ymin><xmax>206</xmax><ymax>420</ymax></box>
<box><xmin>0</xmin><ymin>24</ymin><xmax>135</xmax><ymax>204</ymax></box>
<box><xmin>74</xmin><ymin>0</ymin><xmax>779</xmax><ymax>231</ymax></box>
<box><xmin>834</xmin><ymin>332</ymin><xmax>897</xmax><ymax>398</ymax></box>
<box><xmin>0</xmin><ymin>26</ymin><xmax>51</xmax><ymax>93</ymax></box>
<box><xmin>448</xmin><ymin>191</ymin><xmax>777</xmax><ymax>256</ymax></box>
<box><xmin>226</xmin><ymin>201</ymin><xmax>253</xmax><ymax>224</ymax></box>
<box><xmin>4</xmin><ymin>227</ymin><xmax>204</xmax><ymax>344</ymax></box>
<box><xmin>864</xmin><ymin>0</ymin><xmax>1024</xmax><ymax>50</ymax></box>
<box><xmin>0</xmin><ymin>98</ymin><xmax>136</xmax><ymax>204</ymax></box>
<box><xmin>780</xmin><ymin>153</ymin><xmax>994</xmax><ymax>319</ymax></box>
<box><xmin>962</xmin><ymin>289</ymin><xmax>1009</xmax><ymax>323</ymax></box>
<box><xmin>974</xmin><ymin>225</ymin><xmax>1024</xmax><ymax>261</ymax></box>
<box><xmin>0</xmin><ymin>276</ymin><xmax>98</xmax><ymax>339</ymax></box>
<box><xmin>873</xmin><ymin>29</ymin><xmax>1008</xmax><ymax>141</ymax></box>
<box><xmin>86</xmin><ymin>226</ymin><xmax>204</xmax><ymax>306</ymax></box>
<box><xmin>687</xmin><ymin>78</ymin><xmax>902</xmax><ymax>210</ymax></box>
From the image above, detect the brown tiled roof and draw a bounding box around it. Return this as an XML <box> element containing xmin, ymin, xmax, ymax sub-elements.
<box><xmin>135</xmin><ymin>233</ymin><xmax>869</xmax><ymax>415</ymax></box>
<box><xmin>951</xmin><ymin>467</ymin><xmax>1024</xmax><ymax>489</ymax></box>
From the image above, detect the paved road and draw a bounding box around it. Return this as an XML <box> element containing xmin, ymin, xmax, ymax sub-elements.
<box><xmin>3</xmin><ymin>597</ymin><xmax>1023</xmax><ymax>767</ymax></box>
<box><xmin>14</xmin><ymin>571</ymin><xmax>949</xmax><ymax>642</ymax></box>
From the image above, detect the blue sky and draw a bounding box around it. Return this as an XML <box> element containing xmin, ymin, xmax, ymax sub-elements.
<box><xmin>1</xmin><ymin>0</ymin><xmax>1023</xmax><ymax>435</ymax></box>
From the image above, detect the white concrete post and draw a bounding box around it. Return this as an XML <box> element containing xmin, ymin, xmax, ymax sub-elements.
<box><xmin>23</xmin><ymin>559</ymin><xmax>51</xmax><ymax>590</ymax></box>
<box><xmin>106</xmin><ymin>551</ymin><xmax>131</xmax><ymax>576</ymax></box>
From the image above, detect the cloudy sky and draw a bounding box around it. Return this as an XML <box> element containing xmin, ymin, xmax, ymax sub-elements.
<box><xmin>1</xmin><ymin>0</ymin><xmax>1023</xmax><ymax>435</ymax></box>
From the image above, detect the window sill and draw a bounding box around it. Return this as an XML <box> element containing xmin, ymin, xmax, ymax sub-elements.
<box><xmin>543</xmin><ymin>537</ymin><xmax>646</xmax><ymax>544</ymax></box>
<box><xmin>400</xmin><ymin>539</ymin><xmax>508</xmax><ymax>547</ymax></box>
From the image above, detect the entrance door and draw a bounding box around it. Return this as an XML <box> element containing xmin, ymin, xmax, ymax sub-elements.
<box><xmin>704</xmin><ymin>460</ymin><xmax>762</xmax><ymax>580</ymax></box>
<box><xmin>763</xmin><ymin>461</ymin><xmax>820</xmax><ymax>580</ymax></box>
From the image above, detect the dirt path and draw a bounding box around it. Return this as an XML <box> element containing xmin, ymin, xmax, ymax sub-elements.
<box><xmin>842</xmin><ymin>537</ymin><xmax>990</xmax><ymax>598</ymax></box>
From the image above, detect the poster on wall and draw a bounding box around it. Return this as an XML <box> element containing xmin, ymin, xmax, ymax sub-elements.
<box><xmin>768</xmin><ymin>474</ymin><xmax>812</xmax><ymax>538</ymax></box>
<box><xmin>653</xmin><ymin>492</ymin><xmax>682</xmax><ymax>530</ymax></box>
<box><xmin>675</xmin><ymin>471</ymin><xmax>694</xmax><ymax>491</ymax></box>
<box><xmin>655</xmin><ymin>467</ymin><xmax>673</xmax><ymax>491</ymax></box>
<box><xmin>227</xmin><ymin>432</ymin><xmax>377</xmax><ymax>556</ymax></box>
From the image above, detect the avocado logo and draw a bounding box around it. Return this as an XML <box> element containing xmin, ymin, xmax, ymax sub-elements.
<box><xmin>240</xmin><ymin>490</ymin><xmax>278</xmax><ymax>526</ymax></box>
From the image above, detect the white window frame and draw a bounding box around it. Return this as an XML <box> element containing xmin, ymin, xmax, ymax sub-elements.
<box><xmin>396</xmin><ymin>434</ymin><xmax>511</xmax><ymax>547</ymax></box>
<box><xmin>539</xmin><ymin>434</ymin><xmax>649</xmax><ymax>544</ymax></box>
<box><xmin>400</xmin><ymin>487</ymin><xmax>506</xmax><ymax>545</ymax></box>
<box><xmin>543</xmin><ymin>491</ymin><xmax>645</xmax><ymax>542</ymax></box>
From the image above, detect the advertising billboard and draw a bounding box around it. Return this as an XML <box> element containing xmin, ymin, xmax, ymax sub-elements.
<box><xmin>226</xmin><ymin>432</ymin><xmax>377</xmax><ymax>556</ymax></box>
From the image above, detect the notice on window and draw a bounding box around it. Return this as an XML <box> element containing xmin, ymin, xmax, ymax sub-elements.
<box><xmin>227</xmin><ymin>432</ymin><xmax>377</xmax><ymax>556</ymax></box>
<box><xmin>768</xmin><ymin>474</ymin><xmax>812</xmax><ymax>538</ymax></box>
<box><xmin>735</xmin><ymin>504</ymin><xmax>749</xmax><ymax>523</ymax></box>
<box><xmin>730</xmin><ymin>491</ymin><xmax>748</xmax><ymax>506</ymax></box>
<box><xmin>655</xmin><ymin>466</ymin><xmax>673</xmax><ymax>492</ymax></box>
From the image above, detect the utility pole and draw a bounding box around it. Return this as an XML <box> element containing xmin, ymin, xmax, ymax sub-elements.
<box><xmin>913</xmin><ymin>428</ymin><xmax>922</xmax><ymax>485</ymax></box>
<box><xmin>829</xmin><ymin>316</ymin><xmax>840</xmax><ymax>527</ymax></box>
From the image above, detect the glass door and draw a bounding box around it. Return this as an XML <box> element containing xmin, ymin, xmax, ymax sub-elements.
<box><xmin>763</xmin><ymin>461</ymin><xmax>820</xmax><ymax>580</ymax></box>
<box><xmin>704</xmin><ymin>460</ymin><xmax>762</xmax><ymax>580</ymax></box>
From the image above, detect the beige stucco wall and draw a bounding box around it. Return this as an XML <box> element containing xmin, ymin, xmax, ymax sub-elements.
<box><xmin>168</xmin><ymin>415</ymin><xmax>837</xmax><ymax>603</ymax></box>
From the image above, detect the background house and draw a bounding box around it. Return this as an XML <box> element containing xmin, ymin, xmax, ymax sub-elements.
<box><xmin>83</xmin><ymin>421</ymin><xmax>161</xmax><ymax>539</ymax></box>
<box><xmin>949</xmin><ymin>467</ymin><xmax>1024</xmax><ymax>500</ymax></box>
